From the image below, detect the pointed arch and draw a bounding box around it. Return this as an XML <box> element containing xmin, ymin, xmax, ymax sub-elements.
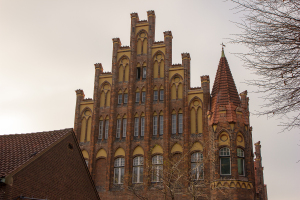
<box><xmin>96</xmin><ymin>149</ymin><xmax>107</xmax><ymax>158</ymax></box>
<box><xmin>82</xmin><ymin>150</ymin><xmax>89</xmax><ymax>159</ymax></box>
<box><xmin>152</xmin><ymin>145</ymin><xmax>163</xmax><ymax>154</ymax></box>
<box><xmin>171</xmin><ymin>143</ymin><xmax>183</xmax><ymax>154</ymax></box>
<box><xmin>190</xmin><ymin>142</ymin><xmax>203</xmax><ymax>152</ymax></box>
<box><xmin>152</xmin><ymin>50</ymin><xmax>165</xmax><ymax>60</ymax></box>
<box><xmin>114</xmin><ymin>147</ymin><xmax>125</xmax><ymax>157</ymax></box>
<box><xmin>133</xmin><ymin>146</ymin><xmax>144</xmax><ymax>156</ymax></box>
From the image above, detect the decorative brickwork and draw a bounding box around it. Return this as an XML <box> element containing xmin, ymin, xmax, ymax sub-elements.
<box><xmin>74</xmin><ymin>11</ymin><xmax>267</xmax><ymax>200</ymax></box>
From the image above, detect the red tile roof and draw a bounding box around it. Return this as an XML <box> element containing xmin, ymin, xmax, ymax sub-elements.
<box><xmin>0</xmin><ymin>128</ymin><xmax>73</xmax><ymax>178</ymax></box>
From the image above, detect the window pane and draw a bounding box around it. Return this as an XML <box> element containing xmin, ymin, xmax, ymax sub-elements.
<box><xmin>114</xmin><ymin>168</ymin><xmax>119</xmax><ymax>184</ymax></box>
<box><xmin>118</xmin><ymin>94</ymin><xmax>122</xmax><ymax>104</ymax></box>
<box><xmin>160</xmin><ymin>90</ymin><xmax>164</xmax><ymax>101</ymax></box>
<box><xmin>105</xmin><ymin>120</ymin><xmax>109</xmax><ymax>139</ymax></box>
<box><xmin>143</xmin><ymin>67</ymin><xmax>146</xmax><ymax>79</ymax></box>
<box><xmin>133</xmin><ymin>167</ymin><xmax>138</xmax><ymax>183</ymax></box>
<box><xmin>120</xmin><ymin>167</ymin><xmax>124</xmax><ymax>184</ymax></box>
<box><xmin>172</xmin><ymin>114</ymin><xmax>176</xmax><ymax>134</ymax></box>
<box><xmin>141</xmin><ymin>117</ymin><xmax>145</xmax><ymax>136</ymax></box>
<box><xmin>140</xmin><ymin>167</ymin><xmax>144</xmax><ymax>182</ymax></box>
<box><xmin>159</xmin><ymin>116</ymin><xmax>163</xmax><ymax>135</ymax></box>
<box><xmin>238</xmin><ymin>158</ymin><xmax>244</xmax><ymax>175</ymax></box>
<box><xmin>142</xmin><ymin>92</ymin><xmax>146</xmax><ymax>103</ymax></box>
<box><xmin>178</xmin><ymin>114</ymin><xmax>183</xmax><ymax>133</ymax></box>
<box><xmin>134</xmin><ymin>118</ymin><xmax>139</xmax><ymax>136</ymax></box>
<box><xmin>153</xmin><ymin>116</ymin><xmax>158</xmax><ymax>135</ymax></box>
<box><xmin>124</xmin><ymin>93</ymin><xmax>128</xmax><ymax>104</ymax></box>
<box><xmin>136</xmin><ymin>92</ymin><xmax>140</xmax><ymax>103</ymax></box>
<box><xmin>123</xmin><ymin>119</ymin><xmax>127</xmax><ymax>137</ymax></box>
<box><xmin>154</xmin><ymin>90</ymin><xmax>158</xmax><ymax>101</ymax></box>
<box><xmin>99</xmin><ymin>120</ymin><xmax>103</xmax><ymax>139</ymax></box>
<box><xmin>116</xmin><ymin>119</ymin><xmax>121</xmax><ymax>138</ymax></box>
<box><xmin>237</xmin><ymin>148</ymin><xmax>244</xmax><ymax>157</ymax></box>
<box><xmin>220</xmin><ymin>157</ymin><xmax>230</xmax><ymax>175</ymax></box>
<box><xmin>220</xmin><ymin>147</ymin><xmax>230</xmax><ymax>156</ymax></box>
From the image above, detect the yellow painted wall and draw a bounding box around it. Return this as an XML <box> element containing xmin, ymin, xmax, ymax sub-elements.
<box><xmin>191</xmin><ymin>142</ymin><xmax>203</xmax><ymax>152</ymax></box>
<box><xmin>114</xmin><ymin>148</ymin><xmax>125</xmax><ymax>157</ymax></box>
<box><xmin>100</xmin><ymin>91</ymin><xmax>105</xmax><ymax>107</ymax></box>
<box><xmin>154</xmin><ymin>61</ymin><xmax>158</xmax><ymax>78</ymax></box>
<box><xmin>152</xmin><ymin>47</ymin><xmax>165</xmax><ymax>57</ymax></box>
<box><xmin>80</xmin><ymin>118</ymin><xmax>86</xmax><ymax>142</ymax></box>
<box><xmin>188</xmin><ymin>93</ymin><xmax>204</xmax><ymax>104</ymax></box>
<box><xmin>125</xmin><ymin>65</ymin><xmax>129</xmax><ymax>82</ymax></box>
<box><xmin>117</xmin><ymin>51</ymin><xmax>131</xmax><ymax>61</ymax></box>
<box><xmin>80</xmin><ymin>104</ymin><xmax>94</xmax><ymax>114</ymax></box>
<box><xmin>82</xmin><ymin>150</ymin><xmax>89</xmax><ymax>159</ymax></box>
<box><xmin>191</xmin><ymin>108</ymin><xmax>196</xmax><ymax>134</ymax></box>
<box><xmin>133</xmin><ymin>146</ymin><xmax>144</xmax><ymax>156</ymax></box>
<box><xmin>160</xmin><ymin>60</ymin><xmax>164</xmax><ymax>77</ymax></box>
<box><xmin>169</xmin><ymin>69</ymin><xmax>184</xmax><ymax>80</ymax></box>
<box><xmin>119</xmin><ymin>66</ymin><xmax>123</xmax><ymax>82</ymax></box>
<box><xmin>106</xmin><ymin>91</ymin><xmax>110</xmax><ymax>107</ymax></box>
<box><xmin>143</xmin><ymin>39</ymin><xmax>147</xmax><ymax>54</ymax></box>
<box><xmin>171</xmin><ymin>84</ymin><xmax>176</xmax><ymax>100</ymax></box>
<box><xmin>136</xmin><ymin>25</ymin><xmax>148</xmax><ymax>35</ymax></box>
<box><xmin>137</xmin><ymin>39</ymin><xmax>142</xmax><ymax>54</ymax></box>
<box><xmin>171</xmin><ymin>143</ymin><xmax>183</xmax><ymax>153</ymax></box>
<box><xmin>96</xmin><ymin>149</ymin><xmax>107</xmax><ymax>158</ymax></box>
<box><xmin>197</xmin><ymin>107</ymin><xmax>203</xmax><ymax>133</ymax></box>
<box><xmin>219</xmin><ymin>132</ymin><xmax>230</xmax><ymax>146</ymax></box>
<box><xmin>236</xmin><ymin>132</ymin><xmax>245</xmax><ymax>147</ymax></box>
<box><xmin>86</xmin><ymin>117</ymin><xmax>92</xmax><ymax>142</ymax></box>
<box><xmin>99</xmin><ymin>77</ymin><xmax>112</xmax><ymax>86</ymax></box>
<box><xmin>152</xmin><ymin>145</ymin><xmax>163</xmax><ymax>154</ymax></box>
<box><xmin>178</xmin><ymin>83</ymin><xmax>183</xmax><ymax>99</ymax></box>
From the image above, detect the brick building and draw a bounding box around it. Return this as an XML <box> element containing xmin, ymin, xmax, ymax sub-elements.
<box><xmin>0</xmin><ymin>128</ymin><xmax>100</xmax><ymax>200</ymax></box>
<box><xmin>74</xmin><ymin>11</ymin><xmax>268</xmax><ymax>200</ymax></box>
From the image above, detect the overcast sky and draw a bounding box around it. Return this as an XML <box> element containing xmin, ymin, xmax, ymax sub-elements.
<box><xmin>0</xmin><ymin>1</ymin><xmax>299</xmax><ymax>199</ymax></box>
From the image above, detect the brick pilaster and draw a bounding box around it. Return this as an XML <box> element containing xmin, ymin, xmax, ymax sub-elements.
<box><xmin>74</xmin><ymin>89</ymin><xmax>85</xmax><ymax>142</ymax></box>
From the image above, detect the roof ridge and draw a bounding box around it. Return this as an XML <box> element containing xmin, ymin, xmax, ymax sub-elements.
<box><xmin>0</xmin><ymin>128</ymin><xmax>73</xmax><ymax>136</ymax></box>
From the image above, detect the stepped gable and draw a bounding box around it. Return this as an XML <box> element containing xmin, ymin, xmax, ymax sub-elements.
<box><xmin>0</xmin><ymin>128</ymin><xmax>73</xmax><ymax>177</ymax></box>
<box><xmin>210</xmin><ymin>48</ymin><xmax>241</xmax><ymax>124</ymax></box>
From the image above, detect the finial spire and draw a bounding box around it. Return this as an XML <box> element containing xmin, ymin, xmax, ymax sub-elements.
<box><xmin>221</xmin><ymin>43</ymin><xmax>226</xmax><ymax>57</ymax></box>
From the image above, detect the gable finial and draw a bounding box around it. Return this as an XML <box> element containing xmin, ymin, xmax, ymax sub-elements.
<box><xmin>221</xmin><ymin>43</ymin><xmax>226</xmax><ymax>57</ymax></box>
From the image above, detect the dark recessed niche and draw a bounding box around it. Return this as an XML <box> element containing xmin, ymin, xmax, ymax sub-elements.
<box><xmin>68</xmin><ymin>143</ymin><xmax>73</xmax><ymax>150</ymax></box>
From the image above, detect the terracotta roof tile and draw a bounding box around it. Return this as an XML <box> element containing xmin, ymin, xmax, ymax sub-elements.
<box><xmin>0</xmin><ymin>128</ymin><xmax>73</xmax><ymax>178</ymax></box>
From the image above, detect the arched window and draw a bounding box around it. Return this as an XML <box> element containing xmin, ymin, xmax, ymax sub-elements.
<box><xmin>237</xmin><ymin>148</ymin><xmax>245</xmax><ymax>176</ymax></box>
<box><xmin>191</xmin><ymin>152</ymin><xmax>204</xmax><ymax>180</ymax></box>
<box><xmin>152</xmin><ymin>155</ymin><xmax>163</xmax><ymax>182</ymax></box>
<box><xmin>133</xmin><ymin>156</ymin><xmax>144</xmax><ymax>183</ymax></box>
<box><xmin>220</xmin><ymin>147</ymin><xmax>231</xmax><ymax>175</ymax></box>
<box><xmin>114</xmin><ymin>157</ymin><xmax>125</xmax><ymax>184</ymax></box>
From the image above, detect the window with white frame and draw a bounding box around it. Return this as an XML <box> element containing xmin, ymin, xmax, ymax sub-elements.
<box><xmin>104</xmin><ymin>120</ymin><xmax>109</xmax><ymax>139</ymax></box>
<box><xmin>136</xmin><ymin>92</ymin><xmax>140</xmax><ymax>103</ymax></box>
<box><xmin>159</xmin><ymin>115</ymin><xmax>163</xmax><ymax>135</ymax></box>
<box><xmin>124</xmin><ymin>93</ymin><xmax>128</xmax><ymax>104</ymax></box>
<box><xmin>141</xmin><ymin>117</ymin><xmax>145</xmax><ymax>136</ymax></box>
<box><xmin>160</xmin><ymin>89</ymin><xmax>164</xmax><ymax>101</ymax></box>
<box><xmin>116</xmin><ymin>119</ymin><xmax>121</xmax><ymax>138</ymax></box>
<box><xmin>122</xmin><ymin>118</ymin><xmax>127</xmax><ymax>137</ymax></box>
<box><xmin>178</xmin><ymin>113</ymin><xmax>183</xmax><ymax>134</ymax></box>
<box><xmin>152</xmin><ymin>155</ymin><xmax>163</xmax><ymax>182</ymax></box>
<box><xmin>118</xmin><ymin>94</ymin><xmax>122</xmax><ymax>105</ymax></box>
<box><xmin>153</xmin><ymin>116</ymin><xmax>158</xmax><ymax>135</ymax></box>
<box><xmin>237</xmin><ymin>148</ymin><xmax>245</xmax><ymax>176</ymax></box>
<box><xmin>134</xmin><ymin>117</ymin><xmax>139</xmax><ymax>136</ymax></box>
<box><xmin>132</xmin><ymin>156</ymin><xmax>144</xmax><ymax>183</ymax></box>
<box><xmin>114</xmin><ymin>158</ymin><xmax>125</xmax><ymax>184</ymax></box>
<box><xmin>143</xmin><ymin>67</ymin><xmax>147</xmax><ymax>79</ymax></box>
<box><xmin>172</xmin><ymin>114</ymin><xmax>176</xmax><ymax>134</ymax></box>
<box><xmin>191</xmin><ymin>152</ymin><xmax>204</xmax><ymax>180</ymax></box>
<box><xmin>99</xmin><ymin>120</ymin><xmax>103</xmax><ymax>139</ymax></box>
<box><xmin>153</xmin><ymin>90</ymin><xmax>158</xmax><ymax>101</ymax></box>
<box><xmin>220</xmin><ymin>147</ymin><xmax>231</xmax><ymax>175</ymax></box>
<box><xmin>142</xmin><ymin>91</ymin><xmax>146</xmax><ymax>103</ymax></box>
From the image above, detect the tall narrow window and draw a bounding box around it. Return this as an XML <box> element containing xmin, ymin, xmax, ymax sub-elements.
<box><xmin>141</xmin><ymin>117</ymin><xmax>145</xmax><ymax>136</ymax></box>
<box><xmin>153</xmin><ymin>116</ymin><xmax>158</xmax><ymax>135</ymax></box>
<box><xmin>172</xmin><ymin>114</ymin><xmax>176</xmax><ymax>134</ymax></box>
<box><xmin>136</xmin><ymin>92</ymin><xmax>140</xmax><ymax>103</ymax></box>
<box><xmin>191</xmin><ymin>152</ymin><xmax>204</xmax><ymax>180</ymax></box>
<box><xmin>160</xmin><ymin>89</ymin><xmax>164</xmax><ymax>101</ymax></box>
<box><xmin>114</xmin><ymin>158</ymin><xmax>125</xmax><ymax>184</ymax></box>
<box><xmin>178</xmin><ymin>113</ymin><xmax>183</xmax><ymax>134</ymax></box>
<box><xmin>134</xmin><ymin>117</ymin><xmax>139</xmax><ymax>136</ymax></box>
<box><xmin>124</xmin><ymin>93</ymin><xmax>128</xmax><ymax>104</ymax></box>
<box><xmin>133</xmin><ymin>156</ymin><xmax>144</xmax><ymax>183</ymax></box>
<box><xmin>118</xmin><ymin>94</ymin><xmax>122</xmax><ymax>105</ymax></box>
<box><xmin>99</xmin><ymin>120</ymin><xmax>103</xmax><ymax>139</ymax></box>
<box><xmin>105</xmin><ymin>120</ymin><xmax>109</xmax><ymax>139</ymax></box>
<box><xmin>137</xmin><ymin>67</ymin><xmax>141</xmax><ymax>80</ymax></box>
<box><xmin>152</xmin><ymin>155</ymin><xmax>163</xmax><ymax>182</ymax></box>
<box><xmin>116</xmin><ymin>119</ymin><xmax>121</xmax><ymax>138</ymax></box>
<box><xmin>220</xmin><ymin>147</ymin><xmax>231</xmax><ymax>175</ymax></box>
<box><xmin>153</xmin><ymin>90</ymin><xmax>158</xmax><ymax>101</ymax></box>
<box><xmin>143</xmin><ymin>67</ymin><xmax>147</xmax><ymax>79</ymax></box>
<box><xmin>142</xmin><ymin>91</ymin><xmax>146</xmax><ymax>103</ymax></box>
<box><xmin>237</xmin><ymin>148</ymin><xmax>245</xmax><ymax>176</ymax></box>
<box><xmin>159</xmin><ymin>115</ymin><xmax>163</xmax><ymax>135</ymax></box>
<box><xmin>123</xmin><ymin>118</ymin><xmax>127</xmax><ymax>137</ymax></box>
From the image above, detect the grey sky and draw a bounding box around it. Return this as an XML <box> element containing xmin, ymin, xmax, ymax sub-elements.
<box><xmin>0</xmin><ymin>1</ymin><xmax>299</xmax><ymax>199</ymax></box>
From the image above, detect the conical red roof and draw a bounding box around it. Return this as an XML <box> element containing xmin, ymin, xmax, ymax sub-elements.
<box><xmin>211</xmin><ymin>50</ymin><xmax>241</xmax><ymax>113</ymax></box>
